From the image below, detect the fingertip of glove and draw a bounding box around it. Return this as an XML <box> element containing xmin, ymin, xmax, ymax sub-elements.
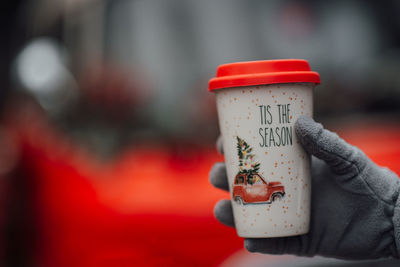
<box><xmin>295</xmin><ymin>115</ymin><xmax>318</xmax><ymax>138</ymax></box>
<box><xmin>244</xmin><ymin>239</ymin><xmax>257</xmax><ymax>252</ymax></box>
<box><xmin>295</xmin><ymin>114</ymin><xmax>312</xmax><ymax>127</ymax></box>
<box><xmin>209</xmin><ymin>162</ymin><xmax>225</xmax><ymax>176</ymax></box>
<box><xmin>214</xmin><ymin>199</ymin><xmax>230</xmax><ymax>212</ymax></box>
<box><xmin>295</xmin><ymin>115</ymin><xmax>325</xmax><ymax>148</ymax></box>
<box><xmin>209</xmin><ymin>162</ymin><xmax>228</xmax><ymax>189</ymax></box>
<box><xmin>214</xmin><ymin>200</ymin><xmax>234</xmax><ymax>227</ymax></box>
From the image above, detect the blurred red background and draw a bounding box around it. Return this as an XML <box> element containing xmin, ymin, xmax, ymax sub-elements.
<box><xmin>1</xmin><ymin>1</ymin><xmax>400</xmax><ymax>266</ymax></box>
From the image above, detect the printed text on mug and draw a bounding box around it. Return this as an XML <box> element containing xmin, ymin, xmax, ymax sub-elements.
<box><xmin>258</xmin><ymin>104</ymin><xmax>293</xmax><ymax>148</ymax></box>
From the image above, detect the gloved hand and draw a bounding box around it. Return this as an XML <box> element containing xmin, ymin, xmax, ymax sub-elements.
<box><xmin>210</xmin><ymin>115</ymin><xmax>400</xmax><ymax>260</ymax></box>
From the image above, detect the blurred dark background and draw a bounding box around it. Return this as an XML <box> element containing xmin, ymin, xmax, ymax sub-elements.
<box><xmin>0</xmin><ymin>0</ymin><xmax>399</xmax><ymax>266</ymax></box>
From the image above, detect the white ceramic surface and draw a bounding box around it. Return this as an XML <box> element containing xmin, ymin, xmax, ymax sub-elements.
<box><xmin>215</xmin><ymin>83</ymin><xmax>314</xmax><ymax>238</ymax></box>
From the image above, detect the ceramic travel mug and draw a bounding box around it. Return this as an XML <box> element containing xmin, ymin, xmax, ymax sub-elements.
<box><xmin>209</xmin><ymin>59</ymin><xmax>320</xmax><ymax>238</ymax></box>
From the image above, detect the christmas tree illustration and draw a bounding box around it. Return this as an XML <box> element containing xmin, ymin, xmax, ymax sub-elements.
<box><xmin>236</xmin><ymin>136</ymin><xmax>260</xmax><ymax>174</ymax></box>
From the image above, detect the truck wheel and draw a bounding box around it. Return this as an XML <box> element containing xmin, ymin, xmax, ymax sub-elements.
<box><xmin>272</xmin><ymin>193</ymin><xmax>283</xmax><ymax>202</ymax></box>
<box><xmin>235</xmin><ymin>196</ymin><xmax>243</xmax><ymax>205</ymax></box>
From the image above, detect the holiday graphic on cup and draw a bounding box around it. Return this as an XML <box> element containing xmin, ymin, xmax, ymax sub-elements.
<box><xmin>233</xmin><ymin>136</ymin><xmax>286</xmax><ymax>206</ymax></box>
<box><xmin>209</xmin><ymin>59</ymin><xmax>320</xmax><ymax>238</ymax></box>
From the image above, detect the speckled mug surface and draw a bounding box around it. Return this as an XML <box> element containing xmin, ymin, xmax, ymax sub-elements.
<box><xmin>215</xmin><ymin>83</ymin><xmax>314</xmax><ymax>238</ymax></box>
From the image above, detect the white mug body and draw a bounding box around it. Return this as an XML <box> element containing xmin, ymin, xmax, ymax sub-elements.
<box><xmin>215</xmin><ymin>83</ymin><xmax>313</xmax><ymax>238</ymax></box>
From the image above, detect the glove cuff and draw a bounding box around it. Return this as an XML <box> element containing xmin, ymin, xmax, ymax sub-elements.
<box><xmin>393</xmin><ymin>190</ymin><xmax>400</xmax><ymax>258</ymax></box>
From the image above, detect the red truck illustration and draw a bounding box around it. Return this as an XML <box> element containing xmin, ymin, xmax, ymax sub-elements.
<box><xmin>232</xmin><ymin>173</ymin><xmax>285</xmax><ymax>205</ymax></box>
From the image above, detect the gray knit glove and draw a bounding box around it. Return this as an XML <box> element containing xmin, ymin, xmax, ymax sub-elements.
<box><xmin>210</xmin><ymin>115</ymin><xmax>400</xmax><ymax>260</ymax></box>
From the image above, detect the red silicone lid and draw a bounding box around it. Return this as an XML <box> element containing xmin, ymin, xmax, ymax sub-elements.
<box><xmin>208</xmin><ymin>59</ymin><xmax>320</xmax><ymax>91</ymax></box>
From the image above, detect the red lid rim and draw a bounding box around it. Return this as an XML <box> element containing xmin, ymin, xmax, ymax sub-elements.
<box><xmin>209</xmin><ymin>71</ymin><xmax>320</xmax><ymax>91</ymax></box>
<box><xmin>208</xmin><ymin>59</ymin><xmax>320</xmax><ymax>92</ymax></box>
